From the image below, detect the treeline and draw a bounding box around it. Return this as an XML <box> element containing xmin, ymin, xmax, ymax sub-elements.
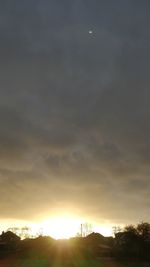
<box><xmin>0</xmin><ymin>222</ymin><xmax>150</xmax><ymax>262</ymax></box>
<box><xmin>114</xmin><ymin>222</ymin><xmax>150</xmax><ymax>260</ymax></box>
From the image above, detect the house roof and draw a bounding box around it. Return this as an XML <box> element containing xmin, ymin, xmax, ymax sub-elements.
<box><xmin>0</xmin><ymin>231</ymin><xmax>20</xmax><ymax>241</ymax></box>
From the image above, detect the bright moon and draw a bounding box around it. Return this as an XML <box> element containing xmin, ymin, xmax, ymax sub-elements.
<box><xmin>89</xmin><ymin>30</ymin><xmax>93</xmax><ymax>34</ymax></box>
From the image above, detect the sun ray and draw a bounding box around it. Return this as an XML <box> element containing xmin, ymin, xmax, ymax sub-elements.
<box><xmin>40</xmin><ymin>216</ymin><xmax>81</xmax><ymax>239</ymax></box>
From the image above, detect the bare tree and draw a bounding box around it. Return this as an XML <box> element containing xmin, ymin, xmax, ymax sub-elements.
<box><xmin>112</xmin><ymin>225</ymin><xmax>122</xmax><ymax>236</ymax></box>
<box><xmin>20</xmin><ymin>226</ymin><xmax>31</xmax><ymax>239</ymax></box>
<box><xmin>81</xmin><ymin>222</ymin><xmax>93</xmax><ymax>237</ymax></box>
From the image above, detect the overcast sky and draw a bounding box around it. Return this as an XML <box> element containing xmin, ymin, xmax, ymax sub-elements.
<box><xmin>0</xmin><ymin>0</ymin><xmax>150</xmax><ymax>228</ymax></box>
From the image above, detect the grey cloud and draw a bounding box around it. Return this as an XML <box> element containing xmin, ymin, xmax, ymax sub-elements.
<box><xmin>0</xmin><ymin>0</ymin><xmax>150</xmax><ymax>224</ymax></box>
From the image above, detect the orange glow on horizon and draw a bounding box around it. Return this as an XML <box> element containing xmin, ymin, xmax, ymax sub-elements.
<box><xmin>0</xmin><ymin>217</ymin><xmax>114</xmax><ymax>239</ymax></box>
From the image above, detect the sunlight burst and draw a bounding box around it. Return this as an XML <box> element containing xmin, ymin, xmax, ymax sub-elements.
<box><xmin>41</xmin><ymin>216</ymin><xmax>81</xmax><ymax>239</ymax></box>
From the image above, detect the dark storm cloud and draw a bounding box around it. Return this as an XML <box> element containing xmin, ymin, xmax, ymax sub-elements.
<box><xmin>0</xmin><ymin>0</ymin><xmax>150</xmax><ymax>224</ymax></box>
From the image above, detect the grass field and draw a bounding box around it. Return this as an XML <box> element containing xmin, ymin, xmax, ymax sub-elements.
<box><xmin>0</xmin><ymin>258</ymin><xmax>149</xmax><ymax>267</ymax></box>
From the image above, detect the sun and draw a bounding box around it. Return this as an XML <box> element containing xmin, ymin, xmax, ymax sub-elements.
<box><xmin>41</xmin><ymin>216</ymin><xmax>81</xmax><ymax>239</ymax></box>
<box><xmin>32</xmin><ymin>215</ymin><xmax>114</xmax><ymax>239</ymax></box>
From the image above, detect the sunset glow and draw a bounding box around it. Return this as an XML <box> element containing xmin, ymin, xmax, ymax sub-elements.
<box><xmin>1</xmin><ymin>1</ymin><xmax>150</xmax><ymax>257</ymax></box>
<box><xmin>35</xmin><ymin>216</ymin><xmax>114</xmax><ymax>239</ymax></box>
<box><xmin>41</xmin><ymin>216</ymin><xmax>81</xmax><ymax>239</ymax></box>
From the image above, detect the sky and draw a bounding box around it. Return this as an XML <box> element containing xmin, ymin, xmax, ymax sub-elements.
<box><xmin>0</xmin><ymin>0</ymin><xmax>150</xmax><ymax>236</ymax></box>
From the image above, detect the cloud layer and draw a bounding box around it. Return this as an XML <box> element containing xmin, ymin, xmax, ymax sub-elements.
<box><xmin>0</xmin><ymin>0</ymin><xmax>150</xmax><ymax>224</ymax></box>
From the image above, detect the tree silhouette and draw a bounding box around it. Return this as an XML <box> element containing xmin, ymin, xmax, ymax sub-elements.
<box><xmin>81</xmin><ymin>223</ymin><xmax>93</xmax><ymax>237</ymax></box>
<box><xmin>137</xmin><ymin>222</ymin><xmax>150</xmax><ymax>241</ymax></box>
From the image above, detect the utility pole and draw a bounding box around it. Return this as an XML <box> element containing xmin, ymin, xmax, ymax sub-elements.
<box><xmin>81</xmin><ymin>223</ymin><xmax>83</xmax><ymax>237</ymax></box>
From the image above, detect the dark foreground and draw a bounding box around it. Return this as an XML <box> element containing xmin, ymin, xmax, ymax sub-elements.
<box><xmin>0</xmin><ymin>257</ymin><xmax>149</xmax><ymax>267</ymax></box>
<box><xmin>0</xmin><ymin>226</ymin><xmax>150</xmax><ymax>266</ymax></box>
